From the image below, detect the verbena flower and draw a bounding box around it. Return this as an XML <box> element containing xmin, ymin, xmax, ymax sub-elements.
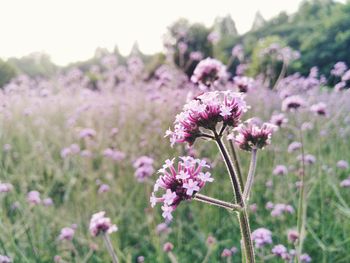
<box><xmin>166</xmin><ymin>91</ymin><xmax>248</xmax><ymax>146</ymax></box>
<box><xmin>27</xmin><ymin>190</ymin><xmax>41</xmax><ymax>205</ymax></box>
<box><xmin>89</xmin><ymin>211</ymin><xmax>118</xmax><ymax>237</ymax></box>
<box><xmin>300</xmin><ymin>253</ymin><xmax>312</xmax><ymax>262</ymax></box>
<box><xmin>251</xmin><ymin>228</ymin><xmax>272</xmax><ymax>248</ymax></box>
<box><xmin>273</xmin><ymin>165</ymin><xmax>288</xmax><ymax>176</ymax></box>
<box><xmin>271</xmin><ymin>244</ymin><xmax>287</xmax><ymax>257</ymax></box>
<box><xmin>336</xmin><ymin>160</ymin><xmax>349</xmax><ymax>170</ymax></box>
<box><xmin>191</xmin><ymin>58</ymin><xmax>227</xmax><ymax>87</ymax></box>
<box><xmin>163</xmin><ymin>242</ymin><xmax>174</xmax><ymax>252</ymax></box>
<box><xmin>58</xmin><ymin>227</ymin><xmax>75</xmax><ymax>241</ymax></box>
<box><xmin>150</xmin><ymin>157</ymin><xmax>213</xmax><ymax>221</ymax></box>
<box><xmin>288</xmin><ymin>141</ymin><xmax>302</xmax><ymax>153</ymax></box>
<box><xmin>232</xmin><ymin>120</ymin><xmax>276</xmax><ymax>151</ymax></box>
<box><xmin>270</xmin><ymin>113</ymin><xmax>288</xmax><ymax>127</ymax></box>
<box><xmin>271</xmin><ymin>203</ymin><xmax>294</xmax><ymax>217</ymax></box>
<box><xmin>287</xmin><ymin>229</ymin><xmax>299</xmax><ymax>243</ymax></box>
<box><xmin>0</xmin><ymin>183</ymin><xmax>13</xmax><ymax>193</ymax></box>
<box><xmin>232</xmin><ymin>76</ymin><xmax>254</xmax><ymax>93</ymax></box>
<box><xmin>310</xmin><ymin>102</ymin><xmax>327</xmax><ymax>116</ymax></box>
<box><xmin>0</xmin><ymin>255</ymin><xmax>11</xmax><ymax>263</ymax></box>
<box><xmin>133</xmin><ymin>156</ymin><xmax>155</xmax><ymax>182</ymax></box>
<box><xmin>282</xmin><ymin>95</ymin><xmax>306</xmax><ymax>112</ymax></box>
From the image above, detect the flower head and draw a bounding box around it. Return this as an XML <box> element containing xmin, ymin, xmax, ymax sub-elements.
<box><xmin>270</xmin><ymin>113</ymin><xmax>288</xmax><ymax>127</ymax></box>
<box><xmin>251</xmin><ymin>228</ymin><xmax>272</xmax><ymax>248</ymax></box>
<box><xmin>282</xmin><ymin>95</ymin><xmax>306</xmax><ymax>112</ymax></box>
<box><xmin>27</xmin><ymin>190</ymin><xmax>41</xmax><ymax>205</ymax></box>
<box><xmin>310</xmin><ymin>102</ymin><xmax>327</xmax><ymax>116</ymax></box>
<box><xmin>58</xmin><ymin>227</ymin><xmax>75</xmax><ymax>241</ymax></box>
<box><xmin>272</xmin><ymin>244</ymin><xmax>287</xmax><ymax>257</ymax></box>
<box><xmin>166</xmin><ymin>91</ymin><xmax>248</xmax><ymax>146</ymax></box>
<box><xmin>89</xmin><ymin>211</ymin><xmax>118</xmax><ymax>237</ymax></box>
<box><xmin>0</xmin><ymin>255</ymin><xmax>11</xmax><ymax>263</ymax></box>
<box><xmin>133</xmin><ymin>156</ymin><xmax>154</xmax><ymax>182</ymax></box>
<box><xmin>191</xmin><ymin>58</ymin><xmax>227</xmax><ymax>87</ymax></box>
<box><xmin>232</xmin><ymin>76</ymin><xmax>254</xmax><ymax>93</ymax></box>
<box><xmin>233</xmin><ymin>121</ymin><xmax>276</xmax><ymax>151</ymax></box>
<box><xmin>151</xmin><ymin>157</ymin><xmax>212</xmax><ymax>221</ymax></box>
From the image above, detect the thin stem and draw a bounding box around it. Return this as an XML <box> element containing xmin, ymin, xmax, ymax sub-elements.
<box><xmin>214</xmin><ymin>131</ymin><xmax>242</xmax><ymax>204</ymax></box>
<box><xmin>213</xmin><ymin>131</ymin><xmax>255</xmax><ymax>263</ymax></box>
<box><xmin>272</xmin><ymin>58</ymin><xmax>287</xmax><ymax>90</ymax></box>
<box><xmin>103</xmin><ymin>233</ymin><xmax>119</xmax><ymax>263</ymax></box>
<box><xmin>297</xmin><ymin>128</ymin><xmax>307</xmax><ymax>262</ymax></box>
<box><xmin>199</xmin><ymin>133</ymin><xmax>215</xmax><ymax>139</ymax></box>
<box><xmin>194</xmin><ymin>193</ymin><xmax>242</xmax><ymax>211</ymax></box>
<box><xmin>227</xmin><ymin>135</ymin><xmax>244</xmax><ymax>190</ymax></box>
<box><xmin>243</xmin><ymin>149</ymin><xmax>258</xmax><ymax>202</ymax></box>
<box><xmin>167</xmin><ymin>252</ymin><xmax>179</xmax><ymax>263</ymax></box>
<box><xmin>219</xmin><ymin>124</ymin><xmax>227</xmax><ymax>137</ymax></box>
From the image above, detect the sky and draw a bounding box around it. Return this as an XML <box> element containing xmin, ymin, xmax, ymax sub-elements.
<box><xmin>0</xmin><ymin>0</ymin><xmax>344</xmax><ymax>65</ymax></box>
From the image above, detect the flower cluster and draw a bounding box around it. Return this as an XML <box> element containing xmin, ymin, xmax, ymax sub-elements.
<box><xmin>231</xmin><ymin>120</ymin><xmax>276</xmax><ymax>151</ymax></box>
<box><xmin>150</xmin><ymin>157</ymin><xmax>213</xmax><ymax>221</ymax></box>
<box><xmin>0</xmin><ymin>255</ymin><xmax>11</xmax><ymax>263</ymax></box>
<box><xmin>251</xmin><ymin>228</ymin><xmax>272</xmax><ymax>248</ymax></box>
<box><xmin>133</xmin><ymin>156</ymin><xmax>155</xmax><ymax>182</ymax></box>
<box><xmin>58</xmin><ymin>226</ymin><xmax>75</xmax><ymax>241</ymax></box>
<box><xmin>191</xmin><ymin>58</ymin><xmax>227</xmax><ymax>87</ymax></box>
<box><xmin>282</xmin><ymin>95</ymin><xmax>306</xmax><ymax>112</ymax></box>
<box><xmin>89</xmin><ymin>211</ymin><xmax>118</xmax><ymax>237</ymax></box>
<box><xmin>166</xmin><ymin>91</ymin><xmax>248</xmax><ymax>146</ymax></box>
<box><xmin>232</xmin><ymin>76</ymin><xmax>254</xmax><ymax>93</ymax></box>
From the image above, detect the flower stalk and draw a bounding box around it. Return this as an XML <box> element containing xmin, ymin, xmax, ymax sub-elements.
<box><xmin>243</xmin><ymin>149</ymin><xmax>258</xmax><ymax>201</ymax></box>
<box><xmin>194</xmin><ymin>193</ymin><xmax>242</xmax><ymax>212</ymax></box>
<box><xmin>103</xmin><ymin>233</ymin><xmax>119</xmax><ymax>263</ymax></box>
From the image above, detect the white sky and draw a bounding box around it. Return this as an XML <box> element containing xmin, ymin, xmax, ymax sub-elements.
<box><xmin>0</xmin><ymin>0</ymin><xmax>345</xmax><ymax>65</ymax></box>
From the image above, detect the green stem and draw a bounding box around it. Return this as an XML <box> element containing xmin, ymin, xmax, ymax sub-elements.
<box><xmin>103</xmin><ymin>233</ymin><xmax>119</xmax><ymax>263</ymax></box>
<box><xmin>214</xmin><ymin>132</ymin><xmax>255</xmax><ymax>263</ymax></box>
<box><xmin>194</xmin><ymin>193</ymin><xmax>242</xmax><ymax>211</ymax></box>
<box><xmin>228</xmin><ymin>136</ymin><xmax>245</xmax><ymax>191</ymax></box>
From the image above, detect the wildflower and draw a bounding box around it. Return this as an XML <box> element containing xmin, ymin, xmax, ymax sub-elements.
<box><xmin>233</xmin><ymin>76</ymin><xmax>254</xmax><ymax>93</ymax></box>
<box><xmin>282</xmin><ymin>95</ymin><xmax>306</xmax><ymax>111</ymax></box>
<box><xmin>189</xmin><ymin>51</ymin><xmax>203</xmax><ymax>61</ymax></box>
<box><xmin>163</xmin><ymin>242</ymin><xmax>174</xmax><ymax>252</ymax></box>
<box><xmin>270</xmin><ymin>113</ymin><xmax>288</xmax><ymax>127</ymax></box>
<box><xmin>287</xmin><ymin>229</ymin><xmax>299</xmax><ymax>243</ymax></box>
<box><xmin>89</xmin><ymin>211</ymin><xmax>118</xmax><ymax>237</ymax></box>
<box><xmin>206</xmin><ymin>235</ymin><xmax>216</xmax><ymax>246</ymax></box>
<box><xmin>221</xmin><ymin>248</ymin><xmax>232</xmax><ymax>257</ymax></box>
<box><xmin>288</xmin><ymin>142</ymin><xmax>302</xmax><ymax>153</ymax></box>
<box><xmin>27</xmin><ymin>191</ymin><xmax>41</xmax><ymax>205</ymax></box>
<box><xmin>301</xmin><ymin>122</ymin><xmax>314</xmax><ymax>131</ymax></box>
<box><xmin>156</xmin><ymin>223</ymin><xmax>171</xmax><ymax>235</ymax></box>
<box><xmin>133</xmin><ymin>156</ymin><xmax>155</xmax><ymax>182</ymax></box>
<box><xmin>98</xmin><ymin>184</ymin><xmax>110</xmax><ymax>194</ymax></box>
<box><xmin>340</xmin><ymin>178</ymin><xmax>350</xmax><ymax>187</ymax></box>
<box><xmin>0</xmin><ymin>183</ymin><xmax>13</xmax><ymax>193</ymax></box>
<box><xmin>137</xmin><ymin>256</ymin><xmax>145</xmax><ymax>263</ymax></box>
<box><xmin>300</xmin><ymin>253</ymin><xmax>312</xmax><ymax>262</ymax></box>
<box><xmin>231</xmin><ymin>44</ymin><xmax>244</xmax><ymax>61</ymax></box>
<box><xmin>54</xmin><ymin>255</ymin><xmax>62</xmax><ymax>263</ymax></box>
<box><xmin>166</xmin><ymin>91</ymin><xmax>248</xmax><ymax>146</ymax></box>
<box><xmin>191</xmin><ymin>58</ymin><xmax>227</xmax><ymax>87</ymax></box>
<box><xmin>271</xmin><ymin>204</ymin><xmax>294</xmax><ymax>217</ymax></box>
<box><xmin>331</xmin><ymin>62</ymin><xmax>347</xmax><ymax>76</ymax></box>
<box><xmin>273</xmin><ymin>165</ymin><xmax>288</xmax><ymax>176</ymax></box>
<box><xmin>272</xmin><ymin>244</ymin><xmax>287</xmax><ymax>257</ymax></box>
<box><xmin>58</xmin><ymin>227</ymin><xmax>75</xmax><ymax>241</ymax></box>
<box><xmin>337</xmin><ymin>160</ymin><xmax>349</xmax><ymax>170</ymax></box>
<box><xmin>103</xmin><ymin>148</ymin><xmax>125</xmax><ymax>161</ymax></box>
<box><xmin>310</xmin><ymin>102</ymin><xmax>327</xmax><ymax>116</ymax></box>
<box><xmin>233</xmin><ymin>121</ymin><xmax>276</xmax><ymax>151</ymax></box>
<box><xmin>266</xmin><ymin>201</ymin><xmax>274</xmax><ymax>210</ymax></box>
<box><xmin>251</xmin><ymin>228</ymin><xmax>272</xmax><ymax>248</ymax></box>
<box><xmin>334</xmin><ymin>81</ymin><xmax>346</xmax><ymax>91</ymax></box>
<box><xmin>297</xmin><ymin>154</ymin><xmax>316</xmax><ymax>165</ymax></box>
<box><xmin>0</xmin><ymin>255</ymin><xmax>11</xmax><ymax>263</ymax></box>
<box><xmin>150</xmin><ymin>157</ymin><xmax>212</xmax><ymax>221</ymax></box>
<box><xmin>43</xmin><ymin>198</ymin><xmax>54</xmax><ymax>206</ymax></box>
<box><xmin>79</xmin><ymin>128</ymin><xmax>96</xmax><ymax>139</ymax></box>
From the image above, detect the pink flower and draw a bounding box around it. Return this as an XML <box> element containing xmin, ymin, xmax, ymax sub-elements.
<box><xmin>27</xmin><ymin>191</ymin><xmax>41</xmax><ymax>205</ymax></box>
<box><xmin>98</xmin><ymin>184</ymin><xmax>110</xmax><ymax>194</ymax></box>
<box><xmin>89</xmin><ymin>211</ymin><xmax>118</xmax><ymax>237</ymax></box>
<box><xmin>270</xmin><ymin>113</ymin><xmax>288</xmax><ymax>127</ymax></box>
<box><xmin>189</xmin><ymin>51</ymin><xmax>203</xmax><ymax>61</ymax></box>
<box><xmin>233</xmin><ymin>76</ymin><xmax>254</xmax><ymax>93</ymax></box>
<box><xmin>233</xmin><ymin>121</ymin><xmax>276</xmax><ymax>151</ymax></box>
<box><xmin>163</xmin><ymin>242</ymin><xmax>174</xmax><ymax>252</ymax></box>
<box><xmin>151</xmin><ymin>157</ymin><xmax>212</xmax><ymax>221</ymax></box>
<box><xmin>272</xmin><ymin>244</ymin><xmax>287</xmax><ymax>257</ymax></box>
<box><xmin>297</xmin><ymin>154</ymin><xmax>316</xmax><ymax>165</ymax></box>
<box><xmin>43</xmin><ymin>198</ymin><xmax>54</xmax><ymax>206</ymax></box>
<box><xmin>0</xmin><ymin>255</ymin><xmax>12</xmax><ymax>263</ymax></box>
<box><xmin>221</xmin><ymin>248</ymin><xmax>232</xmax><ymax>258</ymax></box>
<box><xmin>310</xmin><ymin>102</ymin><xmax>327</xmax><ymax>116</ymax></box>
<box><xmin>300</xmin><ymin>254</ymin><xmax>312</xmax><ymax>262</ymax></box>
<box><xmin>273</xmin><ymin>165</ymin><xmax>288</xmax><ymax>176</ymax></box>
<box><xmin>166</xmin><ymin>91</ymin><xmax>248</xmax><ymax>146</ymax></box>
<box><xmin>288</xmin><ymin>141</ymin><xmax>302</xmax><ymax>153</ymax></box>
<box><xmin>282</xmin><ymin>95</ymin><xmax>306</xmax><ymax>111</ymax></box>
<box><xmin>337</xmin><ymin>160</ymin><xmax>349</xmax><ymax>170</ymax></box>
<box><xmin>251</xmin><ymin>228</ymin><xmax>272</xmax><ymax>248</ymax></box>
<box><xmin>58</xmin><ymin>227</ymin><xmax>75</xmax><ymax>241</ymax></box>
<box><xmin>0</xmin><ymin>183</ymin><xmax>13</xmax><ymax>193</ymax></box>
<box><xmin>287</xmin><ymin>229</ymin><xmax>299</xmax><ymax>243</ymax></box>
<box><xmin>133</xmin><ymin>156</ymin><xmax>155</xmax><ymax>182</ymax></box>
<box><xmin>191</xmin><ymin>58</ymin><xmax>227</xmax><ymax>87</ymax></box>
<box><xmin>340</xmin><ymin>178</ymin><xmax>350</xmax><ymax>187</ymax></box>
<box><xmin>271</xmin><ymin>203</ymin><xmax>294</xmax><ymax>217</ymax></box>
<box><xmin>79</xmin><ymin>128</ymin><xmax>96</xmax><ymax>139</ymax></box>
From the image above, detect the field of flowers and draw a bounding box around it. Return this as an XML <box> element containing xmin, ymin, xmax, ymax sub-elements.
<box><xmin>0</xmin><ymin>45</ymin><xmax>350</xmax><ymax>263</ymax></box>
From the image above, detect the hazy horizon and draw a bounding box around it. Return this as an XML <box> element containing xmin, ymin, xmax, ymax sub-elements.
<box><xmin>0</xmin><ymin>0</ymin><xmax>346</xmax><ymax>66</ymax></box>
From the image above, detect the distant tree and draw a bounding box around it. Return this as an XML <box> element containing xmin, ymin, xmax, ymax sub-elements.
<box><xmin>0</xmin><ymin>59</ymin><xmax>17</xmax><ymax>88</ymax></box>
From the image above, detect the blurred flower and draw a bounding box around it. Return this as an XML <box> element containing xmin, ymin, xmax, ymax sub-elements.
<box><xmin>150</xmin><ymin>157</ymin><xmax>212</xmax><ymax>221</ymax></box>
<box><xmin>133</xmin><ymin>156</ymin><xmax>154</xmax><ymax>182</ymax></box>
<box><xmin>233</xmin><ymin>76</ymin><xmax>254</xmax><ymax>93</ymax></box>
<box><xmin>79</xmin><ymin>128</ymin><xmax>96</xmax><ymax>139</ymax></box>
<box><xmin>221</xmin><ymin>248</ymin><xmax>232</xmax><ymax>258</ymax></box>
<box><xmin>137</xmin><ymin>256</ymin><xmax>145</xmax><ymax>263</ymax></box>
<box><xmin>288</xmin><ymin>142</ymin><xmax>302</xmax><ymax>153</ymax></box>
<box><xmin>331</xmin><ymin>62</ymin><xmax>347</xmax><ymax>76</ymax></box>
<box><xmin>0</xmin><ymin>183</ymin><xmax>13</xmax><ymax>193</ymax></box>
<box><xmin>273</xmin><ymin>165</ymin><xmax>288</xmax><ymax>176</ymax></box>
<box><xmin>89</xmin><ymin>211</ymin><xmax>118</xmax><ymax>237</ymax></box>
<box><xmin>271</xmin><ymin>203</ymin><xmax>294</xmax><ymax>217</ymax></box>
<box><xmin>191</xmin><ymin>58</ymin><xmax>227</xmax><ymax>87</ymax></box>
<box><xmin>156</xmin><ymin>223</ymin><xmax>171</xmax><ymax>235</ymax></box>
<box><xmin>310</xmin><ymin>102</ymin><xmax>327</xmax><ymax>116</ymax></box>
<box><xmin>232</xmin><ymin>120</ymin><xmax>276</xmax><ymax>151</ymax></box>
<box><xmin>103</xmin><ymin>148</ymin><xmax>125</xmax><ymax>161</ymax></box>
<box><xmin>287</xmin><ymin>229</ymin><xmax>299</xmax><ymax>243</ymax></box>
<box><xmin>270</xmin><ymin>113</ymin><xmax>288</xmax><ymax>127</ymax></box>
<box><xmin>297</xmin><ymin>154</ymin><xmax>316</xmax><ymax>165</ymax></box>
<box><xmin>98</xmin><ymin>184</ymin><xmax>110</xmax><ymax>194</ymax></box>
<box><xmin>340</xmin><ymin>177</ymin><xmax>350</xmax><ymax>187</ymax></box>
<box><xmin>58</xmin><ymin>227</ymin><xmax>75</xmax><ymax>241</ymax></box>
<box><xmin>337</xmin><ymin>160</ymin><xmax>349</xmax><ymax>170</ymax></box>
<box><xmin>27</xmin><ymin>191</ymin><xmax>41</xmax><ymax>205</ymax></box>
<box><xmin>271</xmin><ymin>244</ymin><xmax>287</xmax><ymax>257</ymax></box>
<box><xmin>300</xmin><ymin>253</ymin><xmax>312</xmax><ymax>262</ymax></box>
<box><xmin>43</xmin><ymin>198</ymin><xmax>54</xmax><ymax>206</ymax></box>
<box><xmin>206</xmin><ymin>235</ymin><xmax>216</xmax><ymax>246</ymax></box>
<box><xmin>163</xmin><ymin>242</ymin><xmax>174</xmax><ymax>252</ymax></box>
<box><xmin>251</xmin><ymin>228</ymin><xmax>272</xmax><ymax>248</ymax></box>
<box><xmin>189</xmin><ymin>51</ymin><xmax>203</xmax><ymax>61</ymax></box>
<box><xmin>282</xmin><ymin>95</ymin><xmax>306</xmax><ymax>112</ymax></box>
<box><xmin>0</xmin><ymin>255</ymin><xmax>11</xmax><ymax>263</ymax></box>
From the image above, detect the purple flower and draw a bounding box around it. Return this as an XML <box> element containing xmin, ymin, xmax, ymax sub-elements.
<box><xmin>287</xmin><ymin>229</ymin><xmax>299</xmax><ymax>243</ymax></box>
<box><xmin>273</xmin><ymin>165</ymin><xmax>288</xmax><ymax>176</ymax></box>
<box><xmin>27</xmin><ymin>191</ymin><xmax>41</xmax><ymax>205</ymax></box>
<box><xmin>0</xmin><ymin>183</ymin><xmax>13</xmax><ymax>193</ymax></box>
<box><xmin>331</xmin><ymin>62</ymin><xmax>347</xmax><ymax>76</ymax></box>
<box><xmin>271</xmin><ymin>203</ymin><xmax>294</xmax><ymax>217</ymax></box>
<box><xmin>288</xmin><ymin>142</ymin><xmax>302</xmax><ymax>153</ymax></box>
<box><xmin>191</xmin><ymin>58</ymin><xmax>227</xmax><ymax>87</ymax></box>
<box><xmin>221</xmin><ymin>248</ymin><xmax>232</xmax><ymax>258</ymax></box>
<box><xmin>231</xmin><ymin>44</ymin><xmax>244</xmax><ymax>61</ymax></box>
<box><xmin>43</xmin><ymin>198</ymin><xmax>54</xmax><ymax>206</ymax></box>
<box><xmin>297</xmin><ymin>154</ymin><xmax>316</xmax><ymax>165</ymax></box>
<box><xmin>79</xmin><ymin>128</ymin><xmax>96</xmax><ymax>139</ymax></box>
<box><xmin>336</xmin><ymin>160</ymin><xmax>349</xmax><ymax>170</ymax></box>
<box><xmin>133</xmin><ymin>156</ymin><xmax>155</xmax><ymax>182</ymax></box>
<box><xmin>189</xmin><ymin>51</ymin><xmax>203</xmax><ymax>61</ymax></box>
<box><xmin>58</xmin><ymin>227</ymin><xmax>75</xmax><ymax>241</ymax></box>
<box><xmin>300</xmin><ymin>253</ymin><xmax>312</xmax><ymax>262</ymax></box>
<box><xmin>166</xmin><ymin>91</ymin><xmax>248</xmax><ymax>146</ymax></box>
<box><xmin>282</xmin><ymin>95</ymin><xmax>306</xmax><ymax>112</ymax></box>
<box><xmin>150</xmin><ymin>157</ymin><xmax>212</xmax><ymax>221</ymax></box>
<box><xmin>270</xmin><ymin>113</ymin><xmax>288</xmax><ymax>127</ymax></box>
<box><xmin>89</xmin><ymin>211</ymin><xmax>118</xmax><ymax>237</ymax></box>
<box><xmin>0</xmin><ymin>255</ymin><xmax>11</xmax><ymax>263</ymax></box>
<box><xmin>271</xmin><ymin>244</ymin><xmax>287</xmax><ymax>257</ymax></box>
<box><xmin>98</xmin><ymin>184</ymin><xmax>110</xmax><ymax>194</ymax></box>
<box><xmin>163</xmin><ymin>242</ymin><xmax>174</xmax><ymax>252</ymax></box>
<box><xmin>103</xmin><ymin>148</ymin><xmax>125</xmax><ymax>161</ymax></box>
<box><xmin>233</xmin><ymin>121</ymin><xmax>276</xmax><ymax>151</ymax></box>
<box><xmin>251</xmin><ymin>228</ymin><xmax>272</xmax><ymax>248</ymax></box>
<box><xmin>310</xmin><ymin>102</ymin><xmax>327</xmax><ymax>116</ymax></box>
<box><xmin>340</xmin><ymin>178</ymin><xmax>350</xmax><ymax>187</ymax></box>
<box><xmin>233</xmin><ymin>76</ymin><xmax>254</xmax><ymax>93</ymax></box>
